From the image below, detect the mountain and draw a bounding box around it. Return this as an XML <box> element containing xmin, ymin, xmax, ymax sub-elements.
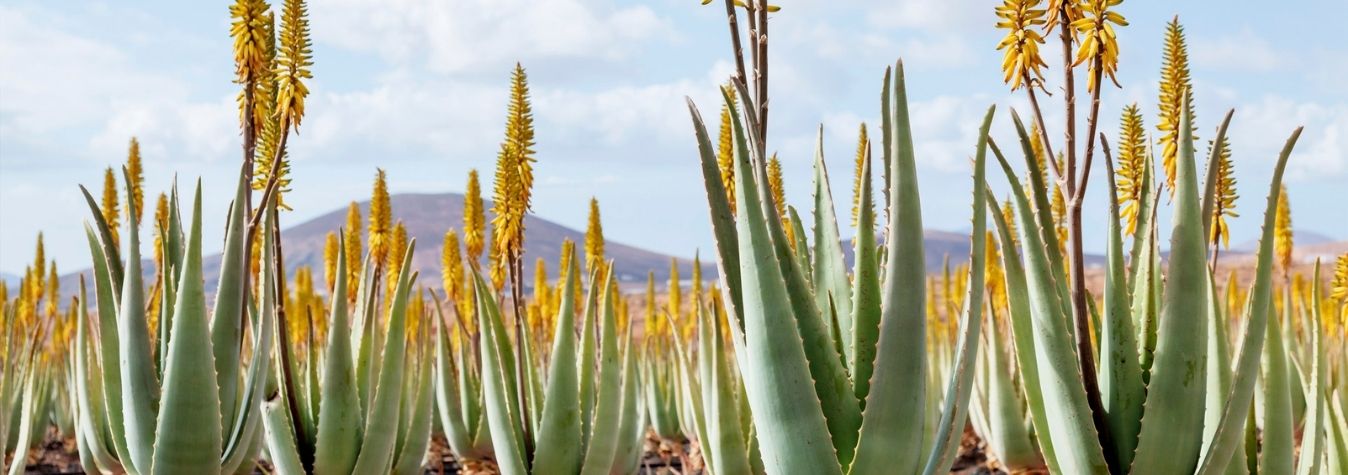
<box><xmin>1233</xmin><ymin>229</ymin><xmax>1339</xmax><ymax>252</ymax></box>
<box><xmin>53</xmin><ymin>191</ymin><xmax>1126</xmax><ymax>299</ymax></box>
<box><xmin>273</xmin><ymin>192</ymin><xmax>708</xmax><ymax>287</ymax></box>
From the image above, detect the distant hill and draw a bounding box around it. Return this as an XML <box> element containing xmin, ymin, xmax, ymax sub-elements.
<box><xmin>1234</xmin><ymin>229</ymin><xmax>1339</xmax><ymax>252</ymax></box>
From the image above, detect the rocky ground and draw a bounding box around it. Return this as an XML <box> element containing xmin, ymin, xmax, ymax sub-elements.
<box><xmin>7</xmin><ymin>425</ymin><xmax>1009</xmax><ymax>474</ymax></box>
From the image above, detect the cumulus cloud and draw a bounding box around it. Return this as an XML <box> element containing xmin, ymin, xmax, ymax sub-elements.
<box><xmin>1192</xmin><ymin>29</ymin><xmax>1282</xmax><ymax>72</ymax></box>
<box><xmin>309</xmin><ymin>0</ymin><xmax>673</xmax><ymax>73</ymax></box>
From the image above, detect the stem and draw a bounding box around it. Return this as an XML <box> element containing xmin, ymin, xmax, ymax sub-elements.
<box><xmin>508</xmin><ymin>253</ymin><xmax>534</xmax><ymax>465</ymax></box>
<box><xmin>1023</xmin><ymin>74</ymin><xmax>1064</xmax><ymax>186</ymax></box>
<box><xmin>242</xmin><ymin>78</ymin><xmax>257</xmax><ymax>216</ymax></box>
<box><xmin>755</xmin><ymin>0</ymin><xmax>769</xmax><ymax>144</ymax></box>
<box><xmin>269</xmin><ymin>202</ymin><xmax>313</xmax><ymax>472</ymax></box>
<box><xmin>721</xmin><ymin>0</ymin><xmax>748</xmax><ymax>92</ymax></box>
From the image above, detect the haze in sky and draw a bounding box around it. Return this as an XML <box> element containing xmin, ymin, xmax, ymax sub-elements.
<box><xmin>2</xmin><ymin>0</ymin><xmax>1345</xmax><ymax>274</ymax></box>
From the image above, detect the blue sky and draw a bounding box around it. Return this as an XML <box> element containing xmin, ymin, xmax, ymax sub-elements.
<box><xmin>2</xmin><ymin>0</ymin><xmax>1345</xmax><ymax>274</ymax></box>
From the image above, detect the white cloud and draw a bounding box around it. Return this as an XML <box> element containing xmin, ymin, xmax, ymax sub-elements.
<box><xmin>1193</xmin><ymin>29</ymin><xmax>1282</xmax><ymax>72</ymax></box>
<box><xmin>310</xmin><ymin>0</ymin><xmax>673</xmax><ymax>73</ymax></box>
<box><xmin>1228</xmin><ymin>96</ymin><xmax>1347</xmax><ymax>180</ymax></box>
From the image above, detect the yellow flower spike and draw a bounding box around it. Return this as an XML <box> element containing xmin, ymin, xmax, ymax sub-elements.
<box><xmin>994</xmin><ymin>0</ymin><xmax>1049</xmax><ymax>91</ymax></box>
<box><xmin>644</xmin><ymin>271</ymin><xmax>659</xmax><ymax>339</ymax></box>
<box><xmin>1158</xmin><ymin>18</ymin><xmax>1195</xmax><ymax>198</ymax></box>
<box><xmin>101</xmin><ymin>167</ymin><xmax>121</xmax><ymax>247</ymax></box>
<box><xmin>369</xmin><ymin>169</ymin><xmax>392</xmax><ymax>266</ymax></box>
<box><xmin>1116</xmin><ymin>104</ymin><xmax>1147</xmax><ymax>235</ymax></box>
<box><xmin>1331</xmin><ymin>254</ymin><xmax>1348</xmax><ymax>302</ymax></box>
<box><xmin>668</xmin><ymin>258</ymin><xmax>683</xmax><ymax>334</ymax></box>
<box><xmin>152</xmin><ymin>193</ymin><xmax>169</xmax><ymax>271</ymax></box>
<box><xmin>276</xmin><ymin>0</ymin><xmax>312</xmax><ymax>131</ymax></box>
<box><xmin>126</xmin><ymin>138</ymin><xmax>145</xmax><ymax>225</ymax></box>
<box><xmin>851</xmin><ymin>123</ymin><xmax>871</xmax><ymax>228</ymax></box>
<box><xmin>1071</xmin><ymin>0</ymin><xmax>1127</xmax><ymax>92</ymax></box>
<box><xmin>490</xmin><ymin>63</ymin><xmax>538</xmax><ymax>292</ymax></box>
<box><xmin>718</xmin><ymin>85</ymin><xmax>738</xmax><ymax>215</ymax></box>
<box><xmin>323</xmin><ymin>231</ymin><xmax>339</xmax><ymax>292</ymax></box>
<box><xmin>1001</xmin><ymin>197</ymin><xmax>1019</xmax><ymax>248</ymax></box>
<box><xmin>229</xmin><ymin>0</ymin><xmax>271</xmax><ymax>89</ymax></box>
<box><xmin>766</xmin><ymin>154</ymin><xmax>793</xmax><ymax>247</ymax></box>
<box><xmin>343</xmin><ymin>202</ymin><xmax>363</xmax><ymax>300</ymax></box>
<box><xmin>442</xmin><ymin>229</ymin><xmax>466</xmax><ymax>310</ymax></box>
<box><xmin>1043</xmin><ymin>0</ymin><xmax>1083</xmax><ymax>34</ymax></box>
<box><xmin>463</xmin><ymin>169</ymin><xmax>486</xmax><ymax>268</ymax></box>
<box><xmin>1207</xmin><ymin>136</ymin><xmax>1239</xmax><ymax>249</ymax></box>
<box><xmin>386</xmin><ymin>221</ymin><xmax>409</xmax><ymax>303</ymax></box>
<box><xmin>1274</xmin><ymin>185</ymin><xmax>1293</xmax><ymax>276</ymax></box>
<box><xmin>585</xmin><ymin>197</ymin><xmax>606</xmax><ymax>277</ymax></box>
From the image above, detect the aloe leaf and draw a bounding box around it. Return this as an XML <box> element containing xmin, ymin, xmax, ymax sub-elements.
<box><xmin>73</xmin><ymin>279</ymin><xmax>123</xmax><ymax>473</ymax></box>
<box><xmin>212</xmin><ymin>168</ymin><xmax>251</xmax><ymax>433</ymax></box>
<box><xmin>707</xmin><ymin>300</ymin><xmax>751</xmax><ymax>475</ymax></box>
<box><xmin>611</xmin><ymin>334</ymin><xmax>644</xmax><ymax>475</ymax></box>
<box><xmin>849</xmin><ymin>143</ymin><xmax>881</xmax><ymax>406</ymax></box>
<box><xmin>1294</xmin><ymin>263</ymin><xmax>1325</xmax><ymax>475</ymax></box>
<box><xmin>579</xmin><ymin>271</ymin><xmax>624</xmax><ymax>475</ymax></box>
<box><xmin>578</xmin><ymin>271</ymin><xmax>599</xmax><ymax>451</ymax></box>
<box><xmin>392</xmin><ymin>344</ymin><xmax>435</xmax><ymax>475</ymax></box>
<box><xmin>475</xmin><ymin>275</ymin><xmax>527</xmax><ymax>475</ymax></box>
<box><xmin>1199</xmin><ymin>110</ymin><xmax>1235</xmax><ymax>243</ymax></box>
<box><xmin>112</xmin><ymin>170</ymin><xmax>159</xmax><ymax>475</ymax></box>
<box><xmin>350</xmin><ymin>242</ymin><xmax>417</xmax><ymax>474</ymax></box>
<box><xmin>353</xmin><ymin>253</ymin><xmax>379</xmax><ymax>416</ymax></box>
<box><xmin>150</xmin><ymin>182</ymin><xmax>223</xmax><ymax>474</ymax></box>
<box><xmin>920</xmin><ymin>105</ymin><xmax>992</xmax><ymax>474</ymax></box>
<box><xmin>221</xmin><ymin>226</ymin><xmax>277</xmax><ymax>473</ymax></box>
<box><xmin>82</xmin><ymin>224</ymin><xmax>133</xmax><ymax>466</ymax></box>
<box><xmin>1259</xmin><ymin>288</ymin><xmax>1296</xmax><ymax>474</ymax></box>
<box><xmin>1098</xmin><ymin>150</ymin><xmax>1145</xmax><ymax>469</ymax></box>
<box><xmin>1132</xmin><ymin>94</ymin><xmax>1215</xmax><ymax>473</ymax></box>
<box><xmin>1194</xmin><ymin>126</ymin><xmax>1300</xmax><ymax>474</ymax></box>
<box><xmin>78</xmin><ymin>185</ymin><xmax>125</xmax><ymax>291</ymax></box>
<box><xmin>433</xmin><ymin>314</ymin><xmax>472</xmax><ymax>457</ymax></box>
<box><xmin>986</xmin><ymin>194</ymin><xmax>1058</xmax><ymax>474</ymax></box>
<box><xmin>719</xmin><ymin>79</ymin><xmax>843</xmax><ymax>473</ymax></box>
<box><xmin>853</xmin><ymin>61</ymin><xmax>932</xmax><ymax>474</ymax></box>
<box><xmin>312</xmin><ymin>235</ymin><xmax>363</xmax><ymax>475</ymax></box>
<box><xmin>263</xmin><ymin>397</ymin><xmax>306</xmax><ymax>475</ymax></box>
<box><xmin>687</xmin><ymin>98</ymin><xmax>743</xmax><ymax>328</ymax></box>
<box><xmin>1200</xmin><ymin>272</ymin><xmax>1246</xmax><ymax>475</ymax></box>
<box><xmin>532</xmin><ymin>254</ymin><xmax>583</xmax><ymax>474</ymax></box>
<box><xmin>992</xmin><ymin>130</ymin><xmax>1108</xmax><ymax>475</ymax></box>
<box><xmin>5</xmin><ymin>360</ymin><xmax>41</xmax><ymax>475</ymax></box>
<box><xmin>810</xmin><ymin>127</ymin><xmax>854</xmax><ymax>357</ymax></box>
<box><xmin>1008</xmin><ymin>113</ymin><xmax>1069</xmax><ymax>311</ymax></box>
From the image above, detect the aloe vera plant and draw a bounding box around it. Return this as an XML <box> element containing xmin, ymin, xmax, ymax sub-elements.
<box><xmin>685</xmin><ymin>62</ymin><xmax>993</xmax><ymax>474</ymax></box>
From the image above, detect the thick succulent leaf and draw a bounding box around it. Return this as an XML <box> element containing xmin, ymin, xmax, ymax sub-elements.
<box><xmin>849</xmin><ymin>144</ymin><xmax>881</xmax><ymax>406</ymax></box>
<box><xmin>82</xmin><ymin>224</ymin><xmax>133</xmax><ymax>466</ymax></box>
<box><xmin>262</xmin><ymin>397</ymin><xmax>306</xmax><ymax>475</ymax></box>
<box><xmin>78</xmin><ymin>185</ymin><xmax>125</xmax><ymax>291</ymax></box>
<box><xmin>610</xmin><ymin>334</ymin><xmax>644</xmax><ymax>475</ymax></box>
<box><xmin>722</xmin><ymin>80</ymin><xmax>841</xmax><ymax>474</ymax></box>
<box><xmin>921</xmin><ymin>105</ymin><xmax>992</xmax><ymax>474</ymax></box>
<box><xmin>687</xmin><ymin>98</ymin><xmax>744</xmax><ymax>329</ymax></box>
<box><xmin>1194</xmin><ymin>127</ymin><xmax>1300</xmax><ymax>474</ymax></box>
<box><xmin>1200</xmin><ymin>110</ymin><xmax>1235</xmax><ymax>243</ymax></box>
<box><xmin>392</xmin><ymin>346</ymin><xmax>435</xmax><ymax>475</ymax></box>
<box><xmin>578</xmin><ymin>271</ymin><xmax>600</xmax><ymax>451</ymax></box>
<box><xmin>434</xmin><ymin>315</ymin><xmax>473</xmax><ymax>457</ymax></box>
<box><xmin>579</xmin><ymin>271</ymin><xmax>624</xmax><ymax>475</ymax></box>
<box><xmin>1294</xmin><ymin>263</ymin><xmax>1325</xmax><ymax>475</ymax></box>
<box><xmin>809</xmin><ymin>127</ymin><xmax>854</xmax><ymax>357</ymax></box>
<box><xmin>1258</xmin><ymin>290</ymin><xmax>1295</xmax><ymax>474</ymax></box>
<box><xmin>221</xmin><ymin>232</ymin><xmax>277</xmax><ymax>474</ymax></box>
<box><xmin>986</xmin><ymin>196</ymin><xmax>1055</xmax><ymax>473</ymax></box>
<box><xmin>1130</xmin><ymin>95</ymin><xmax>1212</xmax><ymax>474</ymax></box>
<box><xmin>312</xmin><ymin>235</ymin><xmax>363</xmax><ymax>475</ymax></box>
<box><xmin>475</xmin><ymin>275</ymin><xmax>527</xmax><ymax>475</ymax></box>
<box><xmin>151</xmin><ymin>182</ymin><xmax>223</xmax><ymax>474</ymax></box>
<box><xmin>350</xmin><ymin>242</ymin><xmax>417</xmax><ymax>474</ymax></box>
<box><xmin>73</xmin><ymin>280</ymin><xmax>123</xmax><ymax>473</ymax></box>
<box><xmin>118</xmin><ymin>170</ymin><xmax>161</xmax><ymax>475</ymax></box>
<box><xmin>532</xmin><ymin>255</ymin><xmax>584</xmax><ymax>474</ymax></box>
<box><xmin>212</xmin><ymin>168</ymin><xmax>252</xmax><ymax>432</ymax></box>
<box><xmin>853</xmin><ymin>61</ymin><xmax>931</xmax><ymax>474</ymax></box>
<box><xmin>728</xmin><ymin>81</ymin><xmax>862</xmax><ymax>465</ymax></box>
<box><xmin>992</xmin><ymin>132</ymin><xmax>1108</xmax><ymax>474</ymax></box>
<box><xmin>1098</xmin><ymin>152</ymin><xmax>1144</xmax><ymax>469</ymax></box>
